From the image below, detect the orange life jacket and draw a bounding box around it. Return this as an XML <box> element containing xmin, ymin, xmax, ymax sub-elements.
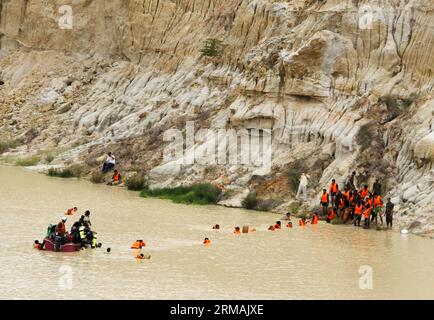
<box><xmin>34</xmin><ymin>243</ymin><xmax>42</xmax><ymax>250</ymax></box>
<box><xmin>131</xmin><ymin>240</ymin><xmax>145</xmax><ymax>249</ymax></box>
<box><xmin>113</xmin><ymin>173</ymin><xmax>121</xmax><ymax>182</ymax></box>
<box><xmin>311</xmin><ymin>215</ymin><xmax>319</xmax><ymax>224</ymax></box>
<box><xmin>338</xmin><ymin>198</ymin><xmax>345</xmax><ymax>209</ymax></box>
<box><xmin>365</xmin><ymin>198</ymin><xmax>373</xmax><ymax>208</ymax></box>
<box><xmin>342</xmin><ymin>190</ymin><xmax>350</xmax><ymax>200</ymax></box>
<box><xmin>328</xmin><ymin>210</ymin><xmax>336</xmax><ymax>220</ymax></box>
<box><xmin>299</xmin><ymin>220</ymin><xmax>306</xmax><ymax>226</ymax></box>
<box><xmin>203</xmin><ymin>239</ymin><xmax>211</xmax><ymax>245</ymax></box>
<box><xmin>136</xmin><ymin>254</ymin><xmax>144</xmax><ymax>259</ymax></box>
<box><xmin>286</xmin><ymin>222</ymin><xmax>293</xmax><ymax>228</ymax></box>
<box><xmin>321</xmin><ymin>193</ymin><xmax>329</xmax><ymax>203</ymax></box>
<box><xmin>329</xmin><ymin>183</ymin><xmax>338</xmax><ymax>193</ymax></box>
<box><xmin>360</xmin><ymin>188</ymin><xmax>368</xmax><ymax>199</ymax></box>
<box><xmin>66</xmin><ymin>208</ymin><xmax>75</xmax><ymax>215</ymax></box>
<box><xmin>374</xmin><ymin>196</ymin><xmax>383</xmax><ymax>207</ymax></box>
<box><xmin>364</xmin><ymin>208</ymin><xmax>371</xmax><ymax>218</ymax></box>
<box><xmin>234</xmin><ymin>229</ymin><xmax>240</xmax><ymax>234</ymax></box>
<box><xmin>355</xmin><ymin>204</ymin><xmax>363</xmax><ymax>215</ymax></box>
<box><xmin>274</xmin><ymin>224</ymin><xmax>281</xmax><ymax>229</ymax></box>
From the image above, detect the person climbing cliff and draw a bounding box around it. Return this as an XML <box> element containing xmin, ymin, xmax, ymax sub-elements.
<box><xmin>296</xmin><ymin>173</ymin><xmax>310</xmax><ymax>202</ymax></box>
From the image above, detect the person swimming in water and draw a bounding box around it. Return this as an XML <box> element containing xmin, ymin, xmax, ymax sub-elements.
<box><xmin>234</xmin><ymin>227</ymin><xmax>241</xmax><ymax>234</ymax></box>
<box><xmin>212</xmin><ymin>224</ymin><xmax>220</xmax><ymax>230</ymax></box>
<box><xmin>136</xmin><ymin>253</ymin><xmax>151</xmax><ymax>259</ymax></box>
<box><xmin>203</xmin><ymin>238</ymin><xmax>211</xmax><ymax>245</ymax></box>
<box><xmin>34</xmin><ymin>240</ymin><xmax>44</xmax><ymax>250</ymax></box>
<box><xmin>131</xmin><ymin>240</ymin><xmax>146</xmax><ymax>249</ymax></box>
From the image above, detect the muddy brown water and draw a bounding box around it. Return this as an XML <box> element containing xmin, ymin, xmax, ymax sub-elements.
<box><xmin>0</xmin><ymin>166</ymin><xmax>433</xmax><ymax>299</ymax></box>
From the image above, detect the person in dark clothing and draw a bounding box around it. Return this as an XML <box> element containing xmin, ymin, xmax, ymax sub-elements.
<box><xmin>346</xmin><ymin>171</ymin><xmax>357</xmax><ymax>191</ymax></box>
<box><xmin>385</xmin><ymin>198</ymin><xmax>394</xmax><ymax>229</ymax></box>
<box><xmin>372</xmin><ymin>178</ymin><xmax>382</xmax><ymax>196</ymax></box>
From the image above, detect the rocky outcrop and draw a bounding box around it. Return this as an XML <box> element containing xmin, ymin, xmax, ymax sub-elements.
<box><xmin>0</xmin><ymin>0</ymin><xmax>433</xmax><ymax>232</ymax></box>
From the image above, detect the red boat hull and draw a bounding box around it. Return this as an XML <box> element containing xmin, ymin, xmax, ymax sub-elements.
<box><xmin>43</xmin><ymin>238</ymin><xmax>81</xmax><ymax>252</ymax></box>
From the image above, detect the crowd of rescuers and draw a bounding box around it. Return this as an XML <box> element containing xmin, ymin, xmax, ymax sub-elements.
<box><xmin>202</xmin><ymin>171</ymin><xmax>395</xmax><ymax>245</ymax></box>
<box><xmin>318</xmin><ymin>172</ymin><xmax>394</xmax><ymax>229</ymax></box>
<box><xmin>34</xmin><ymin>209</ymin><xmax>100</xmax><ymax>250</ymax></box>
<box><xmin>34</xmin><ymin>171</ymin><xmax>395</xmax><ymax>253</ymax></box>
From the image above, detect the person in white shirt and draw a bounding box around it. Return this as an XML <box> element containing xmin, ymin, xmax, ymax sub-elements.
<box><xmin>102</xmin><ymin>152</ymin><xmax>116</xmax><ymax>173</ymax></box>
<box><xmin>296</xmin><ymin>173</ymin><xmax>309</xmax><ymax>202</ymax></box>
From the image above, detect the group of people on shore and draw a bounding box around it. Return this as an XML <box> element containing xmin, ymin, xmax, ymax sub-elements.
<box><xmin>300</xmin><ymin>171</ymin><xmax>395</xmax><ymax>229</ymax></box>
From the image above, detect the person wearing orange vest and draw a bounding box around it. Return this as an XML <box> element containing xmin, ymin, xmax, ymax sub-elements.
<box><xmin>329</xmin><ymin>179</ymin><xmax>339</xmax><ymax>204</ymax></box>
<box><xmin>298</xmin><ymin>217</ymin><xmax>307</xmax><ymax>226</ymax></box>
<box><xmin>311</xmin><ymin>212</ymin><xmax>319</xmax><ymax>224</ymax></box>
<box><xmin>326</xmin><ymin>208</ymin><xmax>336</xmax><ymax>223</ymax></box>
<box><xmin>372</xmin><ymin>195</ymin><xmax>384</xmax><ymax>225</ymax></box>
<box><xmin>286</xmin><ymin>221</ymin><xmax>293</xmax><ymax>228</ymax></box>
<box><xmin>274</xmin><ymin>221</ymin><xmax>282</xmax><ymax>229</ymax></box>
<box><xmin>342</xmin><ymin>187</ymin><xmax>350</xmax><ymax>201</ymax></box>
<box><xmin>108</xmin><ymin>170</ymin><xmax>122</xmax><ymax>186</ymax></box>
<box><xmin>353</xmin><ymin>202</ymin><xmax>363</xmax><ymax>226</ymax></box>
<box><xmin>363</xmin><ymin>198</ymin><xmax>373</xmax><ymax>228</ymax></box>
<box><xmin>203</xmin><ymin>238</ymin><xmax>211</xmax><ymax>245</ymax></box>
<box><xmin>65</xmin><ymin>207</ymin><xmax>78</xmax><ymax>216</ymax></box>
<box><xmin>136</xmin><ymin>253</ymin><xmax>151</xmax><ymax>259</ymax></box>
<box><xmin>131</xmin><ymin>240</ymin><xmax>146</xmax><ymax>249</ymax></box>
<box><xmin>234</xmin><ymin>226</ymin><xmax>241</xmax><ymax>234</ymax></box>
<box><xmin>359</xmin><ymin>185</ymin><xmax>370</xmax><ymax>200</ymax></box>
<box><xmin>320</xmin><ymin>189</ymin><xmax>329</xmax><ymax>216</ymax></box>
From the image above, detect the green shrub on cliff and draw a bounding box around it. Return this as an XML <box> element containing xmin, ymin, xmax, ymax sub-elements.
<box><xmin>140</xmin><ymin>183</ymin><xmax>221</xmax><ymax>205</ymax></box>
<box><xmin>200</xmin><ymin>38</ymin><xmax>223</xmax><ymax>57</ymax></box>
<box><xmin>90</xmin><ymin>171</ymin><xmax>105</xmax><ymax>183</ymax></box>
<box><xmin>125</xmin><ymin>174</ymin><xmax>146</xmax><ymax>191</ymax></box>
<box><xmin>242</xmin><ymin>192</ymin><xmax>258</xmax><ymax>210</ymax></box>
<box><xmin>15</xmin><ymin>155</ymin><xmax>40</xmax><ymax>166</ymax></box>
<box><xmin>47</xmin><ymin>164</ymin><xmax>83</xmax><ymax>178</ymax></box>
<box><xmin>0</xmin><ymin>140</ymin><xmax>18</xmax><ymax>154</ymax></box>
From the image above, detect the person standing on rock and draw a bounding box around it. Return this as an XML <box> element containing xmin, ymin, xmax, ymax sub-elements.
<box><xmin>372</xmin><ymin>178</ymin><xmax>382</xmax><ymax>196</ymax></box>
<box><xmin>320</xmin><ymin>189</ymin><xmax>329</xmax><ymax>216</ymax></box>
<box><xmin>385</xmin><ymin>198</ymin><xmax>394</xmax><ymax>229</ymax></box>
<box><xmin>296</xmin><ymin>173</ymin><xmax>310</xmax><ymax>202</ymax></box>
<box><xmin>346</xmin><ymin>171</ymin><xmax>358</xmax><ymax>191</ymax></box>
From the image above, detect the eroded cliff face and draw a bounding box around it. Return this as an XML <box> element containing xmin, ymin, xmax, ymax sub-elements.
<box><xmin>0</xmin><ymin>0</ymin><xmax>433</xmax><ymax>232</ymax></box>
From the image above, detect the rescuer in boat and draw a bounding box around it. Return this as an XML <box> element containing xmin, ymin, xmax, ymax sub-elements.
<box><xmin>55</xmin><ymin>217</ymin><xmax>69</xmax><ymax>245</ymax></box>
